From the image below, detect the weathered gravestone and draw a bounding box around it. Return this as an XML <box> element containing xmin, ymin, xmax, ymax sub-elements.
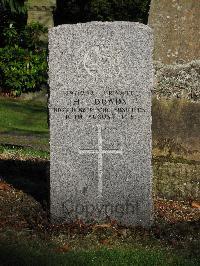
<box><xmin>25</xmin><ymin>0</ymin><xmax>56</xmax><ymax>28</ymax></box>
<box><xmin>49</xmin><ymin>22</ymin><xmax>153</xmax><ymax>227</ymax></box>
<box><xmin>148</xmin><ymin>0</ymin><xmax>200</xmax><ymax>64</ymax></box>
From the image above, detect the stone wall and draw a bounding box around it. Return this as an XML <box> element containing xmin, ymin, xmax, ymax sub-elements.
<box><xmin>153</xmin><ymin>60</ymin><xmax>200</xmax><ymax>102</ymax></box>
<box><xmin>153</xmin><ymin>160</ymin><xmax>199</xmax><ymax>201</ymax></box>
<box><xmin>148</xmin><ymin>0</ymin><xmax>200</xmax><ymax>64</ymax></box>
<box><xmin>152</xmin><ymin>98</ymin><xmax>200</xmax><ymax>201</ymax></box>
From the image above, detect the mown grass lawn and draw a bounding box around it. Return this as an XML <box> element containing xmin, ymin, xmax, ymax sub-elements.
<box><xmin>0</xmin><ymin>97</ymin><xmax>49</xmax><ymax>156</ymax></box>
<box><xmin>0</xmin><ymin>240</ymin><xmax>197</xmax><ymax>266</ymax></box>
<box><xmin>0</xmin><ymin>97</ymin><xmax>48</xmax><ymax>134</ymax></box>
<box><xmin>0</xmin><ymin>225</ymin><xmax>199</xmax><ymax>266</ymax></box>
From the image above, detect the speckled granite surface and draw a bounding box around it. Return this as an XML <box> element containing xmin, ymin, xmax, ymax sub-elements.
<box><xmin>49</xmin><ymin>22</ymin><xmax>153</xmax><ymax>226</ymax></box>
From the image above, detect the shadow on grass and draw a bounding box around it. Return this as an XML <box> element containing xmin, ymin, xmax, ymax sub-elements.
<box><xmin>0</xmin><ymin>158</ymin><xmax>49</xmax><ymax>206</ymax></box>
<box><xmin>0</xmin><ymin>240</ymin><xmax>198</xmax><ymax>266</ymax></box>
<box><xmin>0</xmin><ymin>128</ymin><xmax>49</xmax><ymax>137</ymax></box>
<box><xmin>0</xmin><ymin>99</ymin><xmax>47</xmax><ymax>113</ymax></box>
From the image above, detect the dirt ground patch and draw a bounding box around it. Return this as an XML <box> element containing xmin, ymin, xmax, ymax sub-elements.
<box><xmin>0</xmin><ymin>181</ymin><xmax>199</xmax><ymax>243</ymax></box>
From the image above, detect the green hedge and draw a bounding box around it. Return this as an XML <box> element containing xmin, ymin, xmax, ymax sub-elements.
<box><xmin>0</xmin><ymin>45</ymin><xmax>47</xmax><ymax>96</ymax></box>
<box><xmin>0</xmin><ymin>22</ymin><xmax>48</xmax><ymax>96</ymax></box>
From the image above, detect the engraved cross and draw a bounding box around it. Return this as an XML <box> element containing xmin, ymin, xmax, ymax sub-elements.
<box><xmin>78</xmin><ymin>125</ymin><xmax>123</xmax><ymax>198</ymax></box>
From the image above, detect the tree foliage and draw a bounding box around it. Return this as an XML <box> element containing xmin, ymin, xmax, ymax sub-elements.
<box><xmin>0</xmin><ymin>1</ymin><xmax>27</xmax><ymax>47</ymax></box>
<box><xmin>1</xmin><ymin>0</ymin><xmax>26</xmax><ymax>13</ymax></box>
<box><xmin>55</xmin><ymin>0</ymin><xmax>151</xmax><ymax>25</ymax></box>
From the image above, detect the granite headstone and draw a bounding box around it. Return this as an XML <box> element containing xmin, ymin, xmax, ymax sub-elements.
<box><xmin>49</xmin><ymin>22</ymin><xmax>153</xmax><ymax>227</ymax></box>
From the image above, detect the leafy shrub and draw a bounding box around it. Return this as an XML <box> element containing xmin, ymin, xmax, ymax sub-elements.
<box><xmin>20</xmin><ymin>22</ymin><xmax>48</xmax><ymax>49</ymax></box>
<box><xmin>0</xmin><ymin>22</ymin><xmax>48</xmax><ymax>96</ymax></box>
<box><xmin>0</xmin><ymin>45</ymin><xmax>47</xmax><ymax>96</ymax></box>
<box><xmin>2</xmin><ymin>23</ymin><xmax>18</xmax><ymax>46</ymax></box>
<box><xmin>3</xmin><ymin>22</ymin><xmax>48</xmax><ymax>49</ymax></box>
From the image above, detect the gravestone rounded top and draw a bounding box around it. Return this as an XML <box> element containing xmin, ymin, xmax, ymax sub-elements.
<box><xmin>50</xmin><ymin>21</ymin><xmax>152</xmax><ymax>33</ymax></box>
<box><xmin>49</xmin><ymin>21</ymin><xmax>153</xmax><ymax>93</ymax></box>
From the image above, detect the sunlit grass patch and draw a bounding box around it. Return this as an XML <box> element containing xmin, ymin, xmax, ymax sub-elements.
<box><xmin>0</xmin><ymin>144</ymin><xmax>49</xmax><ymax>160</ymax></box>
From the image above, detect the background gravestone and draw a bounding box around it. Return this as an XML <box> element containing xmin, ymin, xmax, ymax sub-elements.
<box><xmin>49</xmin><ymin>22</ymin><xmax>153</xmax><ymax>227</ymax></box>
<box><xmin>25</xmin><ymin>0</ymin><xmax>56</xmax><ymax>28</ymax></box>
<box><xmin>148</xmin><ymin>0</ymin><xmax>200</xmax><ymax>64</ymax></box>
